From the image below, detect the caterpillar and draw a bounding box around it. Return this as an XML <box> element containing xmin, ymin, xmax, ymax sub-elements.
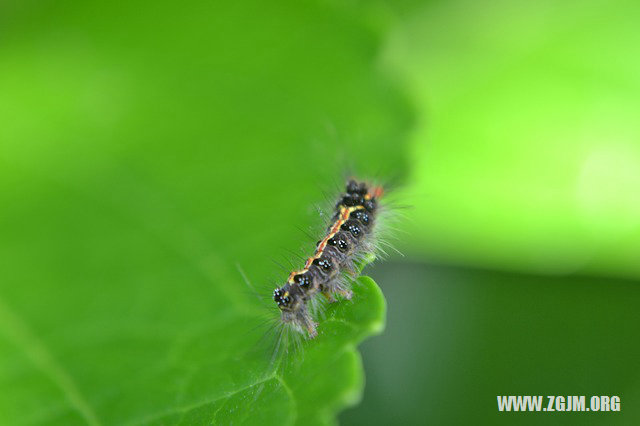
<box><xmin>272</xmin><ymin>179</ymin><xmax>384</xmax><ymax>338</ymax></box>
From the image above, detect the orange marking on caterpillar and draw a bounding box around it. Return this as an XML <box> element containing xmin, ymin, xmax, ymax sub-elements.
<box><xmin>287</xmin><ymin>206</ymin><xmax>360</xmax><ymax>282</ymax></box>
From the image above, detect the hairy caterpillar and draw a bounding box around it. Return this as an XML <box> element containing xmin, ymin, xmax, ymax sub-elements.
<box><xmin>272</xmin><ymin>179</ymin><xmax>384</xmax><ymax>338</ymax></box>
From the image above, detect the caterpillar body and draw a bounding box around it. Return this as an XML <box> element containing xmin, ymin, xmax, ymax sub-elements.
<box><xmin>272</xmin><ymin>179</ymin><xmax>384</xmax><ymax>338</ymax></box>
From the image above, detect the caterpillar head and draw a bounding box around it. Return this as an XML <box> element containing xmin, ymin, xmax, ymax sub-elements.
<box><xmin>273</xmin><ymin>284</ymin><xmax>303</xmax><ymax>321</ymax></box>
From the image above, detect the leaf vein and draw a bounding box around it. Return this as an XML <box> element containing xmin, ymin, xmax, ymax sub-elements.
<box><xmin>0</xmin><ymin>297</ymin><xmax>101</xmax><ymax>426</ymax></box>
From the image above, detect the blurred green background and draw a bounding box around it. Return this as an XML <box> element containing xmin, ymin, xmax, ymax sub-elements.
<box><xmin>1</xmin><ymin>0</ymin><xmax>639</xmax><ymax>425</ymax></box>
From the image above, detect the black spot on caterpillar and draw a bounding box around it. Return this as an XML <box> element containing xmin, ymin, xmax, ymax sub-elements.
<box><xmin>272</xmin><ymin>179</ymin><xmax>385</xmax><ymax>338</ymax></box>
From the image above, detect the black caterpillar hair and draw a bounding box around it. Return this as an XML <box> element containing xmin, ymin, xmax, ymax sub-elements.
<box><xmin>272</xmin><ymin>179</ymin><xmax>384</xmax><ymax>338</ymax></box>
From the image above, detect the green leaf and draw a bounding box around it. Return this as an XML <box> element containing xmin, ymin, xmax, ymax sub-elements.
<box><xmin>135</xmin><ymin>276</ymin><xmax>386</xmax><ymax>426</ymax></box>
<box><xmin>0</xmin><ymin>1</ymin><xmax>405</xmax><ymax>425</ymax></box>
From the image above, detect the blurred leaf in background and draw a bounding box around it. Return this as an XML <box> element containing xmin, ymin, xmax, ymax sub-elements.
<box><xmin>383</xmin><ymin>0</ymin><xmax>640</xmax><ymax>278</ymax></box>
<box><xmin>0</xmin><ymin>0</ymin><xmax>409</xmax><ymax>424</ymax></box>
